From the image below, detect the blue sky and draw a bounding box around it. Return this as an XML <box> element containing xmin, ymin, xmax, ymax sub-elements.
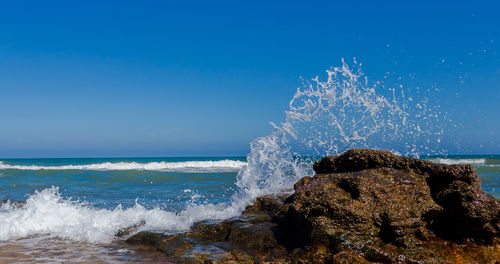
<box><xmin>0</xmin><ymin>0</ymin><xmax>498</xmax><ymax>157</ymax></box>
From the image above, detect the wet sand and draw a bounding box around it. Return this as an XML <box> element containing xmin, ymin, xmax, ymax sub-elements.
<box><xmin>0</xmin><ymin>236</ymin><xmax>172</xmax><ymax>263</ymax></box>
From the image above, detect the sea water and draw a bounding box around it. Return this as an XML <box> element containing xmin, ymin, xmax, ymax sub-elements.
<box><xmin>0</xmin><ymin>158</ymin><xmax>247</xmax><ymax>262</ymax></box>
<box><xmin>0</xmin><ymin>61</ymin><xmax>498</xmax><ymax>263</ymax></box>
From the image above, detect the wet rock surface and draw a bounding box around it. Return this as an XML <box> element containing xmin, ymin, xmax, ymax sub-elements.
<box><xmin>116</xmin><ymin>220</ymin><xmax>146</xmax><ymax>238</ymax></box>
<box><xmin>313</xmin><ymin>149</ymin><xmax>500</xmax><ymax>243</ymax></box>
<box><xmin>125</xmin><ymin>149</ymin><xmax>500</xmax><ymax>263</ymax></box>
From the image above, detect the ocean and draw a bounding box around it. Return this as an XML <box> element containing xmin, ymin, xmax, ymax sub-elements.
<box><xmin>0</xmin><ymin>157</ymin><xmax>247</xmax><ymax>263</ymax></box>
<box><xmin>0</xmin><ymin>155</ymin><xmax>498</xmax><ymax>262</ymax></box>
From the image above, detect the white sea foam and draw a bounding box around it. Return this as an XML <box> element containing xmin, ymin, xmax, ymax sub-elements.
<box><xmin>0</xmin><ymin>187</ymin><xmax>238</xmax><ymax>243</ymax></box>
<box><xmin>0</xmin><ymin>160</ymin><xmax>246</xmax><ymax>172</ymax></box>
<box><xmin>428</xmin><ymin>158</ymin><xmax>486</xmax><ymax>165</ymax></box>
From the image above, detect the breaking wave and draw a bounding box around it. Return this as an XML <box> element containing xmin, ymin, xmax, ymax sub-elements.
<box><xmin>0</xmin><ymin>187</ymin><xmax>238</xmax><ymax>243</ymax></box>
<box><xmin>0</xmin><ymin>160</ymin><xmax>246</xmax><ymax>172</ymax></box>
<box><xmin>428</xmin><ymin>158</ymin><xmax>486</xmax><ymax>165</ymax></box>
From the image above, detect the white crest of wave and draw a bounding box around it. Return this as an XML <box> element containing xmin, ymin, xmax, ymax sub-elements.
<box><xmin>429</xmin><ymin>158</ymin><xmax>486</xmax><ymax>165</ymax></box>
<box><xmin>0</xmin><ymin>160</ymin><xmax>246</xmax><ymax>172</ymax></box>
<box><xmin>0</xmin><ymin>187</ymin><xmax>238</xmax><ymax>243</ymax></box>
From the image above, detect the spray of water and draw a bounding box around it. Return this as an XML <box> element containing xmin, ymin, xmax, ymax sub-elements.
<box><xmin>235</xmin><ymin>59</ymin><xmax>445</xmax><ymax>200</ymax></box>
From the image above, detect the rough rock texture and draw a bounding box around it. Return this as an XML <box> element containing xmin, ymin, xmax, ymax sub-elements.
<box><xmin>125</xmin><ymin>214</ymin><xmax>287</xmax><ymax>263</ymax></box>
<box><xmin>312</xmin><ymin>149</ymin><xmax>500</xmax><ymax>243</ymax></box>
<box><xmin>125</xmin><ymin>149</ymin><xmax>500</xmax><ymax>263</ymax></box>
<box><xmin>284</xmin><ymin>167</ymin><xmax>441</xmax><ymax>248</ymax></box>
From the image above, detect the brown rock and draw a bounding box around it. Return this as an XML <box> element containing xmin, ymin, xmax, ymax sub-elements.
<box><xmin>284</xmin><ymin>167</ymin><xmax>441</xmax><ymax>248</ymax></box>
<box><xmin>191</xmin><ymin>220</ymin><xmax>232</xmax><ymax>242</ymax></box>
<box><xmin>311</xmin><ymin>148</ymin><xmax>500</xmax><ymax>243</ymax></box>
<box><xmin>242</xmin><ymin>194</ymin><xmax>288</xmax><ymax>219</ymax></box>
<box><xmin>228</xmin><ymin>221</ymin><xmax>281</xmax><ymax>253</ymax></box>
<box><xmin>332</xmin><ymin>250</ymin><xmax>370</xmax><ymax>264</ymax></box>
<box><xmin>125</xmin><ymin>231</ymin><xmax>194</xmax><ymax>258</ymax></box>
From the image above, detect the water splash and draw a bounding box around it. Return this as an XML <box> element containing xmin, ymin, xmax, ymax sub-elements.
<box><xmin>235</xmin><ymin>59</ymin><xmax>445</xmax><ymax>200</ymax></box>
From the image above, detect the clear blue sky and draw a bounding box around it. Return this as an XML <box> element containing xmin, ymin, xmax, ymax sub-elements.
<box><xmin>0</xmin><ymin>0</ymin><xmax>498</xmax><ymax>157</ymax></box>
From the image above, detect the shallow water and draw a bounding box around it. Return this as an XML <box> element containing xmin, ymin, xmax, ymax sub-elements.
<box><xmin>0</xmin><ymin>236</ymin><xmax>172</xmax><ymax>263</ymax></box>
<box><xmin>0</xmin><ymin>157</ymin><xmax>246</xmax><ymax>262</ymax></box>
<box><xmin>0</xmin><ymin>157</ymin><xmax>244</xmax><ymax>210</ymax></box>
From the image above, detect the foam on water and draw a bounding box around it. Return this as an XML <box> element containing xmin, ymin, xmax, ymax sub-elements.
<box><xmin>0</xmin><ymin>187</ymin><xmax>238</xmax><ymax>243</ymax></box>
<box><xmin>429</xmin><ymin>158</ymin><xmax>486</xmax><ymax>165</ymax></box>
<box><xmin>0</xmin><ymin>160</ymin><xmax>246</xmax><ymax>172</ymax></box>
<box><xmin>0</xmin><ymin>60</ymin><xmax>446</xmax><ymax>243</ymax></box>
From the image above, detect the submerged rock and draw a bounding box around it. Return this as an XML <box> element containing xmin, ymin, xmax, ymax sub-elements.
<box><xmin>125</xmin><ymin>149</ymin><xmax>500</xmax><ymax>263</ymax></box>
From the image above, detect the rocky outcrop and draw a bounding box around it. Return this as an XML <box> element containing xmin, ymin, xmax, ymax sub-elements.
<box><xmin>284</xmin><ymin>167</ymin><xmax>441</xmax><ymax>248</ymax></box>
<box><xmin>311</xmin><ymin>149</ymin><xmax>500</xmax><ymax>243</ymax></box>
<box><xmin>125</xmin><ymin>149</ymin><xmax>500</xmax><ymax>263</ymax></box>
<box><xmin>125</xmin><ymin>214</ymin><xmax>287</xmax><ymax>263</ymax></box>
<box><xmin>282</xmin><ymin>149</ymin><xmax>500</xmax><ymax>262</ymax></box>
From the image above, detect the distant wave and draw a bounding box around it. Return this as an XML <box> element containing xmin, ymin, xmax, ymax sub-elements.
<box><xmin>0</xmin><ymin>160</ymin><xmax>246</xmax><ymax>172</ymax></box>
<box><xmin>428</xmin><ymin>158</ymin><xmax>486</xmax><ymax>165</ymax></box>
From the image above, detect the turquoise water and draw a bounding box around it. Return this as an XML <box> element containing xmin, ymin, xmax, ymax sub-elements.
<box><xmin>0</xmin><ymin>155</ymin><xmax>498</xmax><ymax>213</ymax></box>
<box><xmin>1</xmin><ymin>155</ymin><xmax>498</xmax><ymax>211</ymax></box>
<box><xmin>422</xmin><ymin>155</ymin><xmax>500</xmax><ymax>198</ymax></box>
<box><xmin>0</xmin><ymin>156</ymin><xmax>250</xmax><ymax>262</ymax></box>
<box><xmin>0</xmin><ymin>157</ymin><xmax>245</xmax><ymax>211</ymax></box>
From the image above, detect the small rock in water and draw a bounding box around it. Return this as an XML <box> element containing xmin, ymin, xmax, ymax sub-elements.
<box><xmin>116</xmin><ymin>220</ymin><xmax>146</xmax><ymax>238</ymax></box>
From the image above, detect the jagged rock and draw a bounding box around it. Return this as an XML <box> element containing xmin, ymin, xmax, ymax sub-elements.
<box><xmin>311</xmin><ymin>148</ymin><xmax>500</xmax><ymax>243</ymax></box>
<box><xmin>284</xmin><ymin>167</ymin><xmax>442</xmax><ymax>248</ymax></box>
